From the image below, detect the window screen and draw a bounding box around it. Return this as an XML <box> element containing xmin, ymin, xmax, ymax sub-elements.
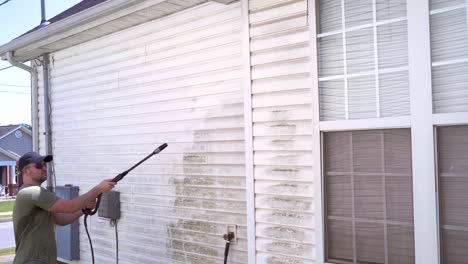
<box><xmin>317</xmin><ymin>0</ymin><xmax>409</xmax><ymax>121</ymax></box>
<box><xmin>323</xmin><ymin>129</ymin><xmax>415</xmax><ymax>264</ymax></box>
<box><xmin>437</xmin><ymin>125</ymin><xmax>468</xmax><ymax>263</ymax></box>
<box><xmin>430</xmin><ymin>0</ymin><xmax>468</xmax><ymax>113</ymax></box>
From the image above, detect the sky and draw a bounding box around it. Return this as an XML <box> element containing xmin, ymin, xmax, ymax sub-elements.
<box><xmin>0</xmin><ymin>0</ymin><xmax>81</xmax><ymax>126</ymax></box>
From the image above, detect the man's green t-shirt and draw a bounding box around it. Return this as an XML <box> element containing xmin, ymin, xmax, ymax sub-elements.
<box><xmin>13</xmin><ymin>184</ymin><xmax>60</xmax><ymax>264</ymax></box>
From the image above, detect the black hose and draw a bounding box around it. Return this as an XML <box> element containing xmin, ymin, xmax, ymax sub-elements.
<box><xmin>81</xmin><ymin>143</ymin><xmax>168</xmax><ymax>263</ymax></box>
<box><xmin>223</xmin><ymin>240</ymin><xmax>231</xmax><ymax>264</ymax></box>
<box><xmin>223</xmin><ymin>231</ymin><xmax>234</xmax><ymax>263</ymax></box>
<box><xmin>84</xmin><ymin>214</ymin><xmax>95</xmax><ymax>264</ymax></box>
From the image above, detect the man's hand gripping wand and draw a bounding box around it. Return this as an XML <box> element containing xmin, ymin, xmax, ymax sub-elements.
<box><xmin>82</xmin><ymin>143</ymin><xmax>168</xmax><ymax>215</ymax></box>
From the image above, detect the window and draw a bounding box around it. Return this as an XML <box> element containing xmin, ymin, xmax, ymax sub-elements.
<box><xmin>430</xmin><ymin>0</ymin><xmax>468</xmax><ymax>113</ymax></box>
<box><xmin>317</xmin><ymin>0</ymin><xmax>409</xmax><ymax>121</ymax></box>
<box><xmin>437</xmin><ymin>125</ymin><xmax>468</xmax><ymax>263</ymax></box>
<box><xmin>15</xmin><ymin>130</ymin><xmax>23</xmax><ymax>138</ymax></box>
<box><xmin>430</xmin><ymin>1</ymin><xmax>468</xmax><ymax>260</ymax></box>
<box><xmin>323</xmin><ymin>129</ymin><xmax>414</xmax><ymax>264</ymax></box>
<box><xmin>316</xmin><ymin>1</ymin><xmax>416</xmax><ymax>263</ymax></box>
<box><xmin>313</xmin><ymin>0</ymin><xmax>468</xmax><ymax>263</ymax></box>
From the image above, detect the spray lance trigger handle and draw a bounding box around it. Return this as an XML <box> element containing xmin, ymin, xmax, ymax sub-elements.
<box><xmin>82</xmin><ymin>172</ymin><xmax>126</xmax><ymax>215</ymax></box>
<box><xmin>112</xmin><ymin>172</ymin><xmax>127</xmax><ymax>183</ymax></box>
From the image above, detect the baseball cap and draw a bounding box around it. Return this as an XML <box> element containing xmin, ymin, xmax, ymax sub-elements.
<box><xmin>17</xmin><ymin>152</ymin><xmax>53</xmax><ymax>174</ymax></box>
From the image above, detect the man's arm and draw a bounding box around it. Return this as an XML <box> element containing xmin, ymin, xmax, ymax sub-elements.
<box><xmin>53</xmin><ymin>199</ymin><xmax>97</xmax><ymax>226</ymax></box>
<box><xmin>48</xmin><ymin>179</ymin><xmax>116</xmax><ymax>214</ymax></box>
<box><xmin>53</xmin><ymin>211</ymin><xmax>83</xmax><ymax>226</ymax></box>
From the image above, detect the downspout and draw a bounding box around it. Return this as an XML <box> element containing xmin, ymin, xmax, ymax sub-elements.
<box><xmin>7</xmin><ymin>52</ymin><xmax>54</xmax><ymax>191</ymax></box>
<box><xmin>6</xmin><ymin>52</ymin><xmax>39</xmax><ymax>153</ymax></box>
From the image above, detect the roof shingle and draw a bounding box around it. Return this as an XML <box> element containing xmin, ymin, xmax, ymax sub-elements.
<box><xmin>0</xmin><ymin>125</ymin><xmax>19</xmax><ymax>138</ymax></box>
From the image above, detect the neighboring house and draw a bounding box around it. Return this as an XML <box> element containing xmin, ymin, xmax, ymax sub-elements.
<box><xmin>0</xmin><ymin>0</ymin><xmax>467</xmax><ymax>264</ymax></box>
<box><xmin>0</xmin><ymin>124</ymin><xmax>32</xmax><ymax>191</ymax></box>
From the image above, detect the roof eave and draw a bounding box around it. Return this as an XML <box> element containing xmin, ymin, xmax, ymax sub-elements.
<box><xmin>0</xmin><ymin>0</ymin><xmax>140</xmax><ymax>61</ymax></box>
<box><xmin>0</xmin><ymin>0</ymin><xmax>209</xmax><ymax>62</ymax></box>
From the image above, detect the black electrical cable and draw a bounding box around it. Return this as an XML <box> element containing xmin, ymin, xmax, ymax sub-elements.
<box><xmin>115</xmin><ymin>220</ymin><xmax>118</xmax><ymax>264</ymax></box>
<box><xmin>0</xmin><ymin>65</ymin><xmax>14</xmax><ymax>72</ymax></box>
<box><xmin>0</xmin><ymin>83</ymin><xmax>29</xmax><ymax>87</ymax></box>
<box><xmin>0</xmin><ymin>0</ymin><xmax>12</xmax><ymax>7</ymax></box>
<box><xmin>84</xmin><ymin>214</ymin><xmax>95</xmax><ymax>264</ymax></box>
<box><xmin>0</xmin><ymin>91</ymin><xmax>30</xmax><ymax>94</ymax></box>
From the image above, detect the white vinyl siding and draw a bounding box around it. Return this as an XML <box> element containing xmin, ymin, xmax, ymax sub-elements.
<box><xmin>46</xmin><ymin>2</ymin><xmax>247</xmax><ymax>263</ymax></box>
<box><xmin>249</xmin><ymin>0</ymin><xmax>316</xmax><ymax>263</ymax></box>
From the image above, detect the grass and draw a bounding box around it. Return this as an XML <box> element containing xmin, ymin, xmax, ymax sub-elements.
<box><xmin>0</xmin><ymin>247</ymin><xmax>14</xmax><ymax>264</ymax></box>
<box><xmin>0</xmin><ymin>215</ymin><xmax>12</xmax><ymax>219</ymax></box>
<box><xmin>0</xmin><ymin>248</ymin><xmax>14</xmax><ymax>256</ymax></box>
<box><xmin>0</xmin><ymin>202</ymin><xmax>15</xmax><ymax>264</ymax></box>
<box><xmin>0</xmin><ymin>201</ymin><xmax>14</xmax><ymax>213</ymax></box>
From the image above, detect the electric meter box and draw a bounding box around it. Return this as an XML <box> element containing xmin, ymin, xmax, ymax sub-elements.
<box><xmin>55</xmin><ymin>185</ymin><xmax>80</xmax><ymax>261</ymax></box>
<box><xmin>98</xmin><ymin>191</ymin><xmax>121</xmax><ymax>220</ymax></box>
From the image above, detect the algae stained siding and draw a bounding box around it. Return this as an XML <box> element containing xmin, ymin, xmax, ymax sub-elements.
<box><xmin>33</xmin><ymin>0</ymin><xmax>318</xmax><ymax>263</ymax></box>
<box><xmin>40</xmin><ymin>2</ymin><xmax>247</xmax><ymax>263</ymax></box>
<box><xmin>248</xmin><ymin>0</ymin><xmax>316</xmax><ymax>263</ymax></box>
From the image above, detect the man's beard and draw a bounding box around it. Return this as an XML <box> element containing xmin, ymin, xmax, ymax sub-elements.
<box><xmin>37</xmin><ymin>173</ymin><xmax>47</xmax><ymax>184</ymax></box>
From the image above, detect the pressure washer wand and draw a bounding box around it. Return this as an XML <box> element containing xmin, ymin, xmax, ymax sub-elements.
<box><xmin>82</xmin><ymin>143</ymin><xmax>168</xmax><ymax>215</ymax></box>
<box><xmin>112</xmin><ymin>143</ymin><xmax>168</xmax><ymax>183</ymax></box>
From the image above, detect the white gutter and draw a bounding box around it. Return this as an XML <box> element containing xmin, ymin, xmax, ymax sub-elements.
<box><xmin>7</xmin><ymin>52</ymin><xmax>39</xmax><ymax>152</ymax></box>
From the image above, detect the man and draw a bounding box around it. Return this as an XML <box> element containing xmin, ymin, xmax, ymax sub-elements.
<box><xmin>13</xmin><ymin>152</ymin><xmax>117</xmax><ymax>264</ymax></box>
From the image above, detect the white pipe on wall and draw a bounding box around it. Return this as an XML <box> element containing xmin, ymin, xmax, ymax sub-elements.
<box><xmin>7</xmin><ymin>51</ymin><xmax>39</xmax><ymax>152</ymax></box>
